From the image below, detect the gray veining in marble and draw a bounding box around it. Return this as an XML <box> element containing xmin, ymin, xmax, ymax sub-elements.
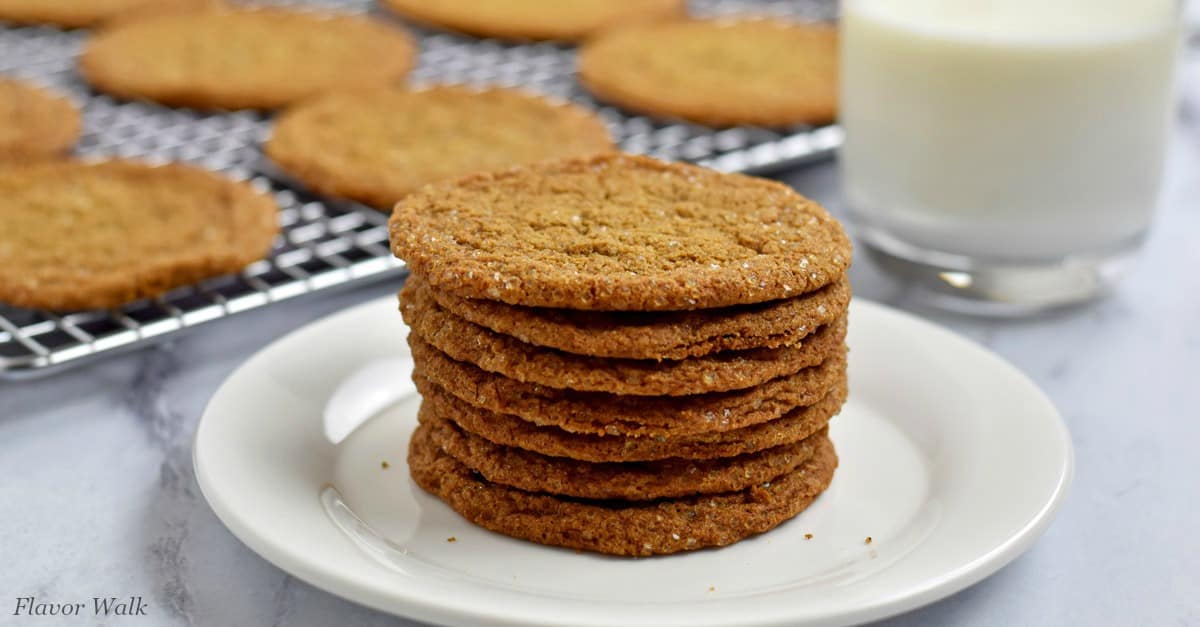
<box><xmin>2</xmin><ymin>34</ymin><xmax>1199</xmax><ymax>627</ymax></box>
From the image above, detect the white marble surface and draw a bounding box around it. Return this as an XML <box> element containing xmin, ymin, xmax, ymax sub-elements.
<box><xmin>3</xmin><ymin>49</ymin><xmax>1199</xmax><ymax>627</ymax></box>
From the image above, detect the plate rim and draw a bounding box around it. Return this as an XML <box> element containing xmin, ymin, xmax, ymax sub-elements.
<box><xmin>194</xmin><ymin>296</ymin><xmax>1074</xmax><ymax>627</ymax></box>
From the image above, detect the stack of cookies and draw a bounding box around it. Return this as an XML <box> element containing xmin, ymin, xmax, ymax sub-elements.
<box><xmin>390</xmin><ymin>154</ymin><xmax>852</xmax><ymax>556</ymax></box>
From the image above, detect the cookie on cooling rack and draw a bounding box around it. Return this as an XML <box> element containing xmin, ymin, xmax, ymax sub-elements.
<box><xmin>0</xmin><ymin>160</ymin><xmax>279</xmax><ymax>311</ymax></box>
<box><xmin>79</xmin><ymin>8</ymin><xmax>417</xmax><ymax>110</ymax></box>
<box><xmin>579</xmin><ymin>18</ymin><xmax>838</xmax><ymax>128</ymax></box>
<box><xmin>380</xmin><ymin>0</ymin><xmax>685</xmax><ymax>42</ymax></box>
<box><xmin>265</xmin><ymin>86</ymin><xmax>614</xmax><ymax>210</ymax></box>
<box><xmin>0</xmin><ymin>0</ymin><xmax>220</xmax><ymax>29</ymax></box>
<box><xmin>0</xmin><ymin>78</ymin><xmax>80</xmax><ymax>161</ymax></box>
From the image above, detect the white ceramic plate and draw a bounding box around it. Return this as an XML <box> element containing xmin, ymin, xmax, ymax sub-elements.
<box><xmin>194</xmin><ymin>297</ymin><xmax>1072</xmax><ymax>627</ymax></box>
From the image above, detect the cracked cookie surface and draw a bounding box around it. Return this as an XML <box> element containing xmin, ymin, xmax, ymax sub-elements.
<box><xmin>390</xmin><ymin>154</ymin><xmax>851</xmax><ymax>311</ymax></box>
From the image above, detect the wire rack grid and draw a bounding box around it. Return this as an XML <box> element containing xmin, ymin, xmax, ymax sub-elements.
<box><xmin>0</xmin><ymin>0</ymin><xmax>839</xmax><ymax>379</ymax></box>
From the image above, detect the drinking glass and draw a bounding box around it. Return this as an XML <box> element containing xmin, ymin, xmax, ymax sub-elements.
<box><xmin>839</xmin><ymin>0</ymin><xmax>1183</xmax><ymax>313</ymax></box>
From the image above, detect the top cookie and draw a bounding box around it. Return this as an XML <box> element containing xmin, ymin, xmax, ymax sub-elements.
<box><xmin>380</xmin><ymin>0</ymin><xmax>684</xmax><ymax>42</ymax></box>
<box><xmin>266</xmin><ymin>86</ymin><xmax>614</xmax><ymax>210</ymax></box>
<box><xmin>79</xmin><ymin>9</ymin><xmax>417</xmax><ymax>110</ymax></box>
<box><xmin>579</xmin><ymin>18</ymin><xmax>838</xmax><ymax>127</ymax></box>
<box><xmin>0</xmin><ymin>78</ymin><xmax>80</xmax><ymax>161</ymax></box>
<box><xmin>0</xmin><ymin>0</ymin><xmax>218</xmax><ymax>28</ymax></box>
<box><xmin>390</xmin><ymin>154</ymin><xmax>851</xmax><ymax>311</ymax></box>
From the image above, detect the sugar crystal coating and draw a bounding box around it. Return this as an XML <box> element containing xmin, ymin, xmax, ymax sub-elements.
<box><xmin>390</xmin><ymin>154</ymin><xmax>851</xmax><ymax>312</ymax></box>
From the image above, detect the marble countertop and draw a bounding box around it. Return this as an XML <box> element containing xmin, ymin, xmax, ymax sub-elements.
<box><xmin>4</xmin><ymin>53</ymin><xmax>1199</xmax><ymax>627</ymax></box>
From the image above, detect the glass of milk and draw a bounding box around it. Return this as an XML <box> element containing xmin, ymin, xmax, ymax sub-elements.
<box><xmin>840</xmin><ymin>0</ymin><xmax>1181</xmax><ymax>314</ymax></box>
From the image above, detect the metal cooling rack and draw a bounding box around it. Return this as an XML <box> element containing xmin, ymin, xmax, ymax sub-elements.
<box><xmin>0</xmin><ymin>0</ymin><xmax>839</xmax><ymax>379</ymax></box>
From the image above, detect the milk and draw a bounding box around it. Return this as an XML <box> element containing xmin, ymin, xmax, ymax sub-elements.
<box><xmin>840</xmin><ymin>0</ymin><xmax>1180</xmax><ymax>260</ymax></box>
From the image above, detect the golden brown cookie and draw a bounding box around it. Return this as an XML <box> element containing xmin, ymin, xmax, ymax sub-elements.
<box><xmin>0</xmin><ymin>160</ymin><xmax>278</xmax><ymax>310</ymax></box>
<box><xmin>79</xmin><ymin>9</ymin><xmax>417</xmax><ymax>110</ymax></box>
<box><xmin>409</xmin><ymin>420</ymin><xmax>838</xmax><ymax>556</ymax></box>
<box><xmin>265</xmin><ymin>86</ymin><xmax>614</xmax><ymax>210</ymax></box>
<box><xmin>103</xmin><ymin>0</ymin><xmax>224</xmax><ymax>27</ymax></box>
<box><xmin>426</xmin><ymin>414</ymin><xmax>822</xmax><ymax>501</ymax></box>
<box><xmin>380</xmin><ymin>0</ymin><xmax>685</xmax><ymax>42</ymax></box>
<box><xmin>410</xmin><ymin>335</ymin><xmax>846</xmax><ymax>437</ymax></box>
<box><xmin>390</xmin><ymin>154</ymin><xmax>851</xmax><ymax>311</ymax></box>
<box><xmin>0</xmin><ymin>78</ymin><xmax>80</xmax><ymax>161</ymax></box>
<box><xmin>579</xmin><ymin>19</ymin><xmax>838</xmax><ymax>127</ymax></box>
<box><xmin>401</xmin><ymin>281</ymin><xmax>847</xmax><ymax>396</ymax></box>
<box><xmin>418</xmin><ymin>372</ymin><xmax>844</xmax><ymax>462</ymax></box>
<box><xmin>0</xmin><ymin>0</ymin><xmax>218</xmax><ymax>28</ymax></box>
<box><xmin>415</xmin><ymin>273</ymin><xmax>850</xmax><ymax>359</ymax></box>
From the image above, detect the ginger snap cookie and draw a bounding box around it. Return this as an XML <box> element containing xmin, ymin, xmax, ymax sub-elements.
<box><xmin>0</xmin><ymin>160</ymin><xmax>278</xmax><ymax>310</ymax></box>
<box><xmin>265</xmin><ymin>86</ymin><xmax>614</xmax><ymax>210</ymax></box>
<box><xmin>103</xmin><ymin>0</ymin><xmax>225</xmax><ymax>27</ymax></box>
<box><xmin>380</xmin><ymin>0</ymin><xmax>685</xmax><ymax>42</ymax></box>
<box><xmin>79</xmin><ymin>9</ymin><xmax>417</xmax><ymax>110</ymax></box>
<box><xmin>414</xmin><ymin>273</ymin><xmax>850</xmax><ymax>359</ymax></box>
<box><xmin>409</xmin><ymin>420</ymin><xmax>838</xmax><ymax>556</ymax></box>
<box><xmin>579</xmin><ymin>19</ymin><xmax>838</xmax><ymax>127</ymax></box>
<box><xmin>401</xmin><ymin>282</ymin><xmax>847</xmax><ymax>396</ymax></box>
<box><xmin>425</xmin><ymin>413</ymin><xmax>823</xmax><ymax>501</ymax></box>
<box><xmin>410</xmin><ymin>335</ymin><xmax>847</xmax><ymax>437</ymax></box>
<box><xmin>390</xmin><ymin>154</ymin><xmax>851</xmax><ymax>311</ymax></box>
<box><xmin>0</xmin><ymin>78</ymin><xmax>80</xmax><ymax>161</ymax></box>
<box><xmin>0</xmin><ymin>0</ymin><xmax>218</xmax><ymax>28</ymax></box>
<box><xmin>418</xmin><ymin>373</ymin><xmax>844</xmax><ymax>462</ymax></box>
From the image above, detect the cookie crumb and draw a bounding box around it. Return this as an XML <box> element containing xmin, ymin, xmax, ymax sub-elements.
<box><xmin>447</xmin><ymin>536</ymin><xmax>457</xmax><ymax>543</ymax></box>
<box><xmin>864</xmin><ymin>536</ymin><xmax>873</xmax><ymax>545</ymax></box>
<box><xmin>381</xmin><ymin>460</ymin><xmax>390</xmax><ymax>469</ymax></box>
<box><xmin>804</xmin><ymin>533</ymin><xmax>813</xmax><ymax>540</ymax></box>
